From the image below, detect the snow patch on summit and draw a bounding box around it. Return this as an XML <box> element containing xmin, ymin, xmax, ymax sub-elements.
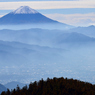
<box><xmin>11</xmin><ymin>6</ymin><xmax>38</xmax><ymax>14</ymax></box>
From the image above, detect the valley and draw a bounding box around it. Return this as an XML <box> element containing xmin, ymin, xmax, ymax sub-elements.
<box><xmin>0</xmin><ymin>27</ymin><xmax>95</xmax><ymax>85</ymax></box>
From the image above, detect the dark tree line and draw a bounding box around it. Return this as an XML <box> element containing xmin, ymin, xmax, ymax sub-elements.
<box><xmin>1</xmin><ymin>77</ymin><xmax>95</xmax><ymax>95</ymax></box>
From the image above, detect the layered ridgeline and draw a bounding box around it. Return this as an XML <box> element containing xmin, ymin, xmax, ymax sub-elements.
<box><xmin>0</xmin><ymin>6</ymin><xmax>72</xmax><ymax>30</ymax></box>
<box><xmin>0</xmin><ymin>27</ymin><xmax>95</xmax><ymax>84</ymax></box>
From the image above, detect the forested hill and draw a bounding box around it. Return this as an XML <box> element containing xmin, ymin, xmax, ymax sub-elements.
<box><xmin>1</xmin><ymin>77</ymin><xmax>95</xmax><ymax>95</ymax></box>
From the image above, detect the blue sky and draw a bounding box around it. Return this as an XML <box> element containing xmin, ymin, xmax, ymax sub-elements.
<box><xmin>0</xmin><ymin>0</ymin><xmax>95</xmax><ymax>26</ymax></box>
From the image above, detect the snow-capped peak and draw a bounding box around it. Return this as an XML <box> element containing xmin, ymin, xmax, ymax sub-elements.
<box><xmin>11</xmin><ymin>6</ymin><xmax>38</xmax><ymax>14</ymax></box>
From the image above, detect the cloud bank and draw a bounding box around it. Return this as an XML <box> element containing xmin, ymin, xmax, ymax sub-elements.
<box><xmin>0</xmin><ymin>1</ymin><xmax>95</xmax><ymax>10</ymax></box>
<box><xmin>46</xmin><ymin>13</ymin><xmax>95</xmax><ymax>26</ymax></box>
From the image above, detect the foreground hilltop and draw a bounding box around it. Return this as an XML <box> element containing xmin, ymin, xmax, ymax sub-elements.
<box><xmin>1</xmin><ymin>77</ymin><xmax>95</xmax><ymax>95</ymax></box>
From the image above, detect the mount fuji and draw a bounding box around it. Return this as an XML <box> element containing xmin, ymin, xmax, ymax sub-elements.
<box><xmin>0</xmin><ymin>6</ymin><xmax>73</xmax><ymax>30</ymax></box>
<box><xmin>0</xmin><ymin>6</ymin><xmax>60</xmax><ymax>24</ymax></box>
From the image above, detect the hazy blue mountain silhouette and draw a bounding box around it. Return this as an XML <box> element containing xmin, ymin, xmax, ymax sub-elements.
<box><xmin>0</xmin><ymin>28</ymin><xmax>94</xmax><ymax>47</ymax></box>
<box><xmin>0</xmin><ymin>27</ymin><xmax>95</xmax><ymax>84</ymax></box>
<box><xmin>56</xmin><ymin>32</ymin><xmax>95</xmax><ymax>43</ymax></box>
<box><xmin>4</xmin><ymin>81</ymin><xmax>26</xmax><ymax>90</ymax></box>
<box><xmin>0</xmin><ymin>84</ymin><xmax>7</xmax><ymax>93</ymax></box>
<box><xmin>68</xmin><ymin>25</ymin><xmax>95</xmax><ymax>37</ymax></box>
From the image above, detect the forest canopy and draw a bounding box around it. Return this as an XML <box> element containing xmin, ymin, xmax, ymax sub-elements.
<box><xmin>1</xmin><ymin>77</ymin><xmax>95</xmax><ymax>95</ymax></box>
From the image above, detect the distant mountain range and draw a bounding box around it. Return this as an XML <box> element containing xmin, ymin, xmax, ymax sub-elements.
<box><xmin>0</xmin><ymin>81</ymin><xmax>26</xmax><ymax>93</ymax></box>
<box><xmin>0</xmin><ymin>26</ymin><xmax>95</xmax><ymax>84</ymax></box>
<box><xmin>0</xmin><ymin>28</ymin><xmax>95</xmax><ymax>47</ymax></box>
<box><xmin>56</xmin><ymin>32</ymin><xmax>95</xmax><ymax>43</ymax></box>
<box><xmin>68</xmin><ymin>25</ymin><xmax>95</xmax><ymax>37</ymax></box>
<box><xmin>4</xmin><ymin>81</ymin><xmax>26</xmax><ymax>90</ymax></box>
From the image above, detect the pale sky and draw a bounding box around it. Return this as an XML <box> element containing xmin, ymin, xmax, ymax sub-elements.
<box><xmin>0</xmin><ymin>0</ymin><xmax>95</xmax><ymax>26</ymax></box>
